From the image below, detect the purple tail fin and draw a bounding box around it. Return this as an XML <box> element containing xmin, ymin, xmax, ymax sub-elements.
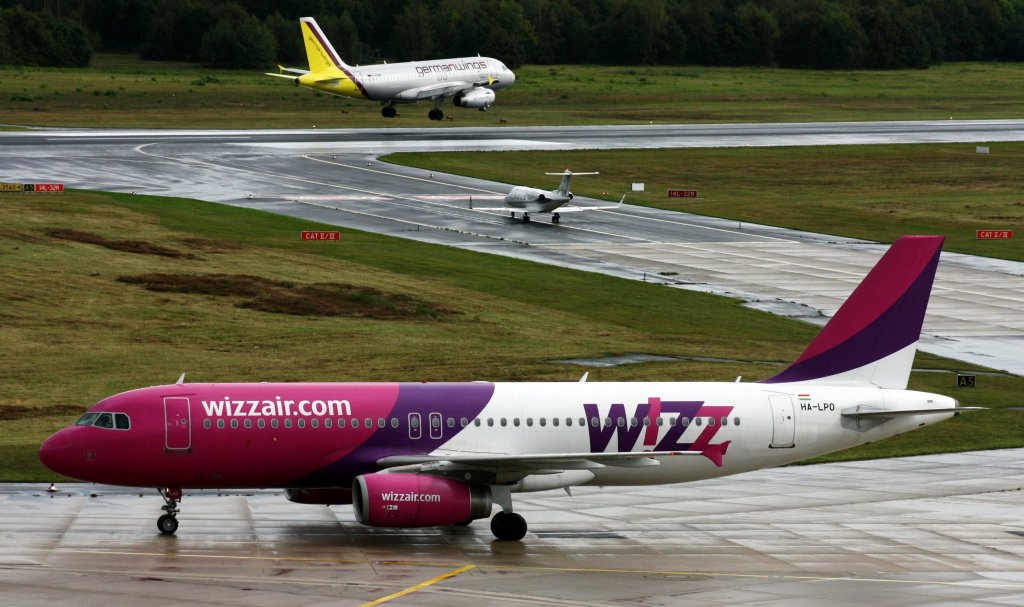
<box><xmin>762</xmin><ymin>236</ymin><xmax>944</xmax><ymax>389</ymax></box>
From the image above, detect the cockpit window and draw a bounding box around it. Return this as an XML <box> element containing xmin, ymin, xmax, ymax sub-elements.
<box><xmin>75</xmin><ymin>412</ymin><xmax>131</xmax><ymax>430</ymax></box>
<box><xmin>75</xmin><ymin>413</ymin><xmax>99</xmax><ymax>426</ymax></box>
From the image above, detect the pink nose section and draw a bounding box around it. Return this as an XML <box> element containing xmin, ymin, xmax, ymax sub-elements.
<box><xmin>39</xmin><ymin>430</ymin><xmax>73</xmax><ymax>477</ymax></box>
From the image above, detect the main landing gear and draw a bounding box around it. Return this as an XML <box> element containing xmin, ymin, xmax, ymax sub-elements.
<box><xmin>552</xmin><ymin>212</ymin><xmax>561</xmax><ymax>224</ymax></box>
<box><xmin>381</xmin><ymin>105</ymin><xmax>397</xmax><ymax>118</ymax></box>
<box><xmin>428</xmin><ymin>97</ymin><xmax>445</xmax><ymax>121</ymax></box>
<box><xmin>490</xmin><ymin>511</ymin><xmax>527</xmax><ymax>541</ymax></box>
<box><xmin>157</xmin><ymin>487</ymin><xmax>182</xmax><ymax>535</ymax></box>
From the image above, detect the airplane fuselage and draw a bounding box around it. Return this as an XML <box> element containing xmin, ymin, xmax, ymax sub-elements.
<box><xmin>503</xmin><ymin>187</ymin><xmax>569</xmax><ymax>214</ymax></box>
<box><xmin>40</xmin><ymin>381</ymin><xmax>955</xmax><ymax>491</ymax></box>
<box><xmin>299</xmin><ymin>57</ymin><xmax>513</xmax><ymax>104</ymax></box>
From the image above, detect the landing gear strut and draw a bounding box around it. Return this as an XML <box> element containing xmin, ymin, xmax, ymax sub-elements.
<box><xmin>428</xmin><ymin>97</ymin><xmax>445</xmax><ymax>121</ymax></box>
<box><xmin>157</xmin><ymin>487</ymin><xmax>182</xmax><ymax>535</ymax></box>
<box><xmin>490</xmin><ymin>511</ymin><xmax>527</xmax><ymax>541</ymax></box>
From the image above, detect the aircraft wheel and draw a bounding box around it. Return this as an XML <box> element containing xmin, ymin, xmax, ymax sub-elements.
<box><xmin>552</xmin><ymin>213</ymin><xmax>560</xmax><ymax>224</ymax></box>
<box><xmin>157</xmin><ymin>514</ymin><xmax>179</xmax><ymax>535</ymax></box>
<box><xmin>523</xmin><ymin>213</ymin><xmax>531</xmax><ymax>223</ymax></box>
<box><xmin>490</xmin><ymin>512</ymin><xmax>527</xmax><ymax>541</ymax></box>
<box><xmin>510</xmin><ymin>212</ymin><xmax>515</xmax><ymax>218</ymax></box>
<box><xmin>428</xmin><ymin>109</ymin><xmax>444</xmax><ymax>121</ymax></box>
<box><xmin>381</xmin><ymin>106</ymin><xmax>397</xmax><ymax>118</ymax></box>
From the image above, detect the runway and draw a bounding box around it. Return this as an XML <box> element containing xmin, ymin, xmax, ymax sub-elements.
<box><xmin>2</xmin><ymin>121</ymin><xmax>1023</xmax><ymax>374</ymax></box>
<box><xmin>4</xmin><ymin>449</ymin><xmax>1024</xmax><ymax>606</ymax></box>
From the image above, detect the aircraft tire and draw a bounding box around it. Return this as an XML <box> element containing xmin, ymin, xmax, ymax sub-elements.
<box><xmin>157</xmin><ymin>514</ymin><xmax>178</xmax><ymax>535</ymax></box>
<box><xmin>552</xmin><ymin>213</ymin><xmax>560</xmax><ymax>224</ymax></box>
<box><xmin>523</xmin><ymin>213</ymin><xmax>531</xmax><ymax>223</ymax></box>
<box><xmin>490</xmin><ymin>512</ymin><xmax>527</xmax><ymax>541</ymax></box>
<box><xmin>381</xmin><ymin>107</ymin><xmax>397</xmax><ymax>118</ymax></box>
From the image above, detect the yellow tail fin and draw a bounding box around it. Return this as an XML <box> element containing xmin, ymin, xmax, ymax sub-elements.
<box><xmin>299</xmin><ymin>17</ymin><xmax>348</xmax><ymax>73</ymax></box>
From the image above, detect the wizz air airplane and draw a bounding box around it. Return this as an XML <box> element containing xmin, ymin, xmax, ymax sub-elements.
<box><xmin>39</xmin><ymin>236</ymin><xmax>974</xmax><ymax>541</ymax></box>
<box><xmin>470</xmin><ymin>170</ymin><xmax>623</xmax><ymax>223</ymax></box>
<box><xmin>267</xmin><ymin>17</ymin><xmax>516</xmax><ymax>121</ymax></box>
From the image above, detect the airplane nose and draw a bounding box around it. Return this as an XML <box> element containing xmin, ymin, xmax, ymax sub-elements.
<box><xmin>39</xmin><ymin>429</ymin><xmax>75</xmax><ymax>477</ymax></box>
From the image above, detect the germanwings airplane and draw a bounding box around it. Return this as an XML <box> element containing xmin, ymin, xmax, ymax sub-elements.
<box><xmin>40</xmin><ymin>236</ymin><xmax>974</xmax><ymax>541</ymax></box>
<box><xmin>470</xmin><ymin>170</ymin><xmax>623</xmax><ymax>223</ymax></box>
<box><xmin>267</xmin><ymin>17</ymin><xmax>516</xmax><ymax>120</ymax></box>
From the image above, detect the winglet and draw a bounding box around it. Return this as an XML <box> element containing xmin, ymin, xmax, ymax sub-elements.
<box><xmin>762</xmin><ymin>236</ymin><xmax>944</xmax><ymax>389</ymax></box>
<box><xmin>701</xmin><ymin>441</ymin><xmax>730</xmax><ymax>467</ymax></box>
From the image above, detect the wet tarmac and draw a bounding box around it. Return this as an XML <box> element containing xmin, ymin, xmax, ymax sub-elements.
<box><xmin>4</xmin><ymin>449</ymin><xmax>1024</xmax><ymax>606</ymax></box>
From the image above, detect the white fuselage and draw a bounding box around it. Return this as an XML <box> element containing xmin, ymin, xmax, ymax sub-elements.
<box><xmin>436</xmin><ymin>382</ymin><xmax>956</xmax><ymax>489</ymax></box>
<box><xmin>504</xmin><ymin>187</ymin><xmax>569</xmax><ymax>213</ymax></box>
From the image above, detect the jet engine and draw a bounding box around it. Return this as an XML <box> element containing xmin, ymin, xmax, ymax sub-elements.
<box><xmin>453</xmin><ymin>88</ymin><xmax>495</xmax><ymax>109</ymax></box>
<box><xmin>284</xmin><ymin>487</ymin><xmax>353</xmax><ymax>504</ymax></box>
<box><xmin>353</xmin><ymin>473</ymin><xmax>492</xmax><ymax>527</ymax></box>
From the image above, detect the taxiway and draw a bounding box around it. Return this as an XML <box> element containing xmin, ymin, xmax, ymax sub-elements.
<box><xmin>3</xmin><ymin>449</ymin><xmax>1024</xmax><ymax>606</ymax></box>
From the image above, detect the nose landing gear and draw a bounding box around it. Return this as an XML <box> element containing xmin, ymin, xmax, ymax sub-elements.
<box><xmin>157</xmin><ymin>487</ymin><xmax>182</xmax><ymax>535</ymax></box>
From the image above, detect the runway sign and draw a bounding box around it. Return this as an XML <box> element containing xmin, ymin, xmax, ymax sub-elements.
<box><xmin>0</xmin><ymin>182</ymin><xmax>64</xmax><ymax>192</ymax></box>
<box><xmin>668</xmin><ymin>189</ymin><xmax>698</xmax><ymax>198</ymax></box>
<box><xmin>957</xmin><ymin>374</ymin><xmax>976</xmax><ymax>388</ymax></box>
<box><xmin>301</xmin><ymin>231</ymin><xmax>341</xmax><ymax>241</ymax></box>
<box><xmin>976</xmin><ymin>230</ymin><xmax>1012</xmax><ymax>239</ymax></box>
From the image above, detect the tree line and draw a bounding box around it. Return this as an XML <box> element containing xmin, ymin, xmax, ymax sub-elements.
<box><xmin>2</xmin><ymin>0</ymin><xmax>1024</xmax><ymax>69</ymax></box>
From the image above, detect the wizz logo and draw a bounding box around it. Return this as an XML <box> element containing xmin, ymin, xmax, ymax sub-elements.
<box><xmin>583</xmin><ymin>398</ymin><xmax>733</xmax><ymax>456</ymax></box>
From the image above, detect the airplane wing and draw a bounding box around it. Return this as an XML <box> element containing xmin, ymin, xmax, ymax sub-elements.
<box><xmin>467</xmin><ymin>195</ymin><xmax>626</xmax><ymax>214</ymax></box>
<box><xmin>377</xmin><ymin>445</ymin><xmax>729</xmax><ymax>475</ymax></box>
<box><xmin>394</xmin><ymin>81</ymin><xmax>477</xmax><ymax>102</ymax></box>
<box><xmin>549</xmin><ymin>195</ymin><xmax>626</xmax><ymax>212</ymax></box>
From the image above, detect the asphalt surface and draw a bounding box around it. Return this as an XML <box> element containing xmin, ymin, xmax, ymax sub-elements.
<box><xmin>4</xmin><ymin>449</ymin><xmax>1024</xmax><ymax>606</ymax></box>
<box><xmin>3</xmin><ymin>121</ymin><xmax>1022</xmax><ymax>374</ymax></box>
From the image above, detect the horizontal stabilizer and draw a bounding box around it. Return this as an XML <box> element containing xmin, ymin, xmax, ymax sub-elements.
<box><xmin>841</xmin><ymin>405</ymin><xmax>984</xmax><ymax>418</ymax></box>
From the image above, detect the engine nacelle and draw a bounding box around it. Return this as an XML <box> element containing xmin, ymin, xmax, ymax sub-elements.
<box><xmin>284</xmin><ymin>487</ymin><xmax>353</xmax><ymax>505</ymax></box>
<box><xmin>453</xmin><ymin>88</ymin><xmax>495</xmax><ymax>109</ymax></box>
<box><xmin>353</xmin><ymin>473</ymin><xmax>492</xmax><ymax>527</ymax></box>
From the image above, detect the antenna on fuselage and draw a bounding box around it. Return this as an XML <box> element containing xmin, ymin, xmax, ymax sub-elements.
<box><xmin>176</xmin><ymin>373</ymin><xmax>186</xmax><ymax>385</ymax></box>
<box><xmin>579</xmin><ymin>372</ymin><xmax>589</xmax><ymax>383</ymax></box>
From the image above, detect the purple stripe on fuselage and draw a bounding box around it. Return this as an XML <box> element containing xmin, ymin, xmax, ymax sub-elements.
<box><xmin>762</xmin><ymin>249</ymin><xmax>938</xmax><ymax>383</ymax></box>
<box><xmin>293</xmin><ymin>382</ymin><xmax>495</xmax><ymax>486</ymax></box>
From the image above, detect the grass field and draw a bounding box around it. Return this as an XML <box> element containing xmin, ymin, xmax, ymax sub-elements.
<box><xmin>1</xmin><ymin>56</ymin><xmax>1023</xmax><ymax>128</ymax></box>
<box><xmin>2</xmin><ymin>191</ymin><xmax>1021</xmax><ymax>481</ymax></box>
<box><xmin>386</xmin><ymin>143</ymin><xmax>1024</xmax><ymax>261</ymax></box>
